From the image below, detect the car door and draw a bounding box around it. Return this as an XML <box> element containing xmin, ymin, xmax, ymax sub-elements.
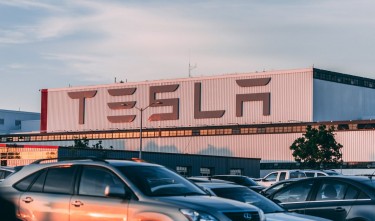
<box><xmin>271</xmin><ymin>179</ymin><xmax>315</xmax><ymax>214</ymax></box>
<box><xmin>260</xmin><ymin>172</ymin><xmax>278</xmax><ymax>187</ymax></box>
<box><xmin>18</xmin><ymin>166</ymin><xmax>77</xmax><ymax>221</ymax></box>
<box><xmin>70</xmin><ymin>165</ymin><xmax>129</xmax><ymax>221</ymax></box>
<box><xmin>303</xmin><ymin>180</ymin><xmax>354</xmax><ymax>221</ymax></box>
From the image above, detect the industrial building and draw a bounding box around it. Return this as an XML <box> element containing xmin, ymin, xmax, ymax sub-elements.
<box><xmin>1</xmin><ymin>67</ymin><xmax>375</xmax><ymax>175</ymax></box>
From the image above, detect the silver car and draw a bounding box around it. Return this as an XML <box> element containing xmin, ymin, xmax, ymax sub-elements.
<box><xmin>0</xmin><ymin>158</ymin><xmax>266</xmax><ymax>221</ymax></box>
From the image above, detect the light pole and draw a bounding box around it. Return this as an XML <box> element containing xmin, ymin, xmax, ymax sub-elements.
<box><xmin>133</xmin><ymin>101</ymin><xmax>162</xmax><ymax>159</ymax></box>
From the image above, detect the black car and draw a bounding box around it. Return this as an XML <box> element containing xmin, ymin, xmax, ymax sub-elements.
<box><xmin>267</xmin><ymin>175</ymin><xmax>375</xmax><ymax>221</ymax></box>
<box><xmin>260</xmin><ymin>178</ymin><xmax>303</xmax><ymax>197</ymax></box>
<box><xmin>187</xmin><ymin>176</ymin><xmax>234</xmax><ymax>183</ymax></box>
<box><xmin>211</xmin><ymin>175</ymin><xmax>265</xmax><ymax>192</ymax></box>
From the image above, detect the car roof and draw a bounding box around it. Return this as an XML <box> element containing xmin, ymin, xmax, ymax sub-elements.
<box><xmin>187</xmin><ymin>177</ymin><xmax>233</xmax><ymax>183</ymax></box>
<box><xmin>196</xmin><ymin>182</ymin><xmax>247</xmax><ymax>189</ymax></box>
<box><xmin>316</xmin><ymin>175</ymin><xmax>375</xmax><ymax>182</ymax></box>
<box><xmin>1</xmin><ymin>158</ymin><xmax>162</xmax><ymax>186</ymax></box>
<box><xmin>267</xmin><ymin>170</ymin><xmax>306</xmax><ymax>173</ymax></box>
<box><xmin>0</xmin><ymin>166</ymin><xmax>16</xmax><ymax>172</ymax></box>
<box><xmin>27</xmin><ymin>157</ymin><xmax>159</xmax><ymax>167</ymax></box>
<box><xmin>213</xmin><ymin>175</ymin><xmax>246</xmax><ymax>177</ymax></box>
<box><xmin>301</xmin><ymin>170</ymin><xmax>327</xmax><ymax>173</ymax></box>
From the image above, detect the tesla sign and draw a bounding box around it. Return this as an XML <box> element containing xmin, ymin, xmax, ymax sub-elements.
<box><xmin>67</xmin><ymin>78</ymin><xmax>271</xmax><ymax>125</ymax></box>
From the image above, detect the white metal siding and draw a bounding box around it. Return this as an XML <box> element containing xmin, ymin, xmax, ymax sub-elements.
<box><xmin>19</xmin><ymin>130</ymin><xmax>375</xmax><ymax>163</ymax></box>
<box><xmin>46</xmin><ymin>68</ymin><xmax>314</xmax><ymax>132</ymax></box>
<box><xmin>123</xmin><ymin>130</ymin><xmax>375</xmax><ymax>163</ymax></box>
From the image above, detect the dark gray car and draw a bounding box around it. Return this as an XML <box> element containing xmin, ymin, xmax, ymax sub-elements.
<box><xmin>197</xmin><ymin>182</ymin><xmax>330</xmax><ymax>221</ymax></box>
<box><xmin>268</xmin><ymin>176</ymin><xmax>375</xmax><ymax>221</ymax></box>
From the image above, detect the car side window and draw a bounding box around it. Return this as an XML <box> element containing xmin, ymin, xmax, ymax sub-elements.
<box><xmin>0</xmin><ymin>171</ymin><xmax>4</xmax><ymax>179</ymax></box>
<box><xmin>316</xmin><ymin>181</ymin><xmax>346</xmax><ymax>201</ymax></box>
<box><xmin>317</xmin><ymin>173</ymin><xmax>326</xmax><ymax>177</ymax></box>
<box><xmin>357</xmin><ymin>191</ymin><xmax>370</xmax><ymax>200</ymax></box>
<box><xmin>290</xmin><ymin>171</ymin><xmax>306</xmax><ymax>179</ymax></box>
<box><xmin>279</xmin><ymin>172</ymin><xmax>286</xmax><ymax>181</ymax></box>
<box><xmin>265</xmin><ymin>173</ymin><xmax>278</xmax><ymax>181</ymax></box>
<box><xmin>43</xmin><ymin>166</ymin><xmax>77</xmax><ymax>194</ymax></box>
<box><xmin>344</xmin><ymin>186</ymin><xmax>359</xmax><ymax>199</ymax></box>
<box><xmin>273</xmin><ymin>180</ymin><xmax>314</xmax><ymax>203</ymax></box>
<box><xmin>14</xmin><ymin>172</ymin><xmax>40</xmax><ymax>191</ymax></box>
<box><xmin>305</xmin><ymin>172</ymin><xmax>315</xmax><ymax>178</ymax></box>
<box><xmin>79</xmin><ymin>166</ymin><xmax>125</xmax><ymax>197</ymax></box>
<box><xmin>29</xmin><ymin>170</ymin><xmax>47</xmax><ymax>192</ymax></box>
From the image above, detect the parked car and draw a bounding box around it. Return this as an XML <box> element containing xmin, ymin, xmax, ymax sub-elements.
<box><xmin>267</xmin><ymin>175</ymin><xmax>375</xmax><ymax>221</ymax></box>
<box><xmin>211</xmin><ymin>175</ymin><xmax>265</xmax><ymax>192</ymax></box>
<box><xmin>0</xmin><ymin>157</ymin><xmax>266</xmax><ymax>221</ymax></box>
<box><xmin>255</xmin><ymin>170</ymin><xmax>307</xmax><ymax>187</ymax></box>
<box><xmin>260</xmin><ymin>178</ymin><xmax>303</xmax><ymax>197</ymax></box>
<box><xmin>187</xmin><ymin>176</ymin><xmax>234</xmax><ymax>183</ymax></box>
<box><xmin>197</xmin><ymin>182</ymin><xmax>330</xmax><ymax>221</ymax></box>
<box><xmin>0</xmin><ymin>166</ymin><xmax>23</xmax><ymax>182</ymax></box>
<box><xmin>303</xmin><ymin>169</ymin><xmax>341</xmax><ymax>177</ymax></box>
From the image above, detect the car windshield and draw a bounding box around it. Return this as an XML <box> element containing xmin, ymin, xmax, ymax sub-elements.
<box><xmin>237</xmin><ymin>177</ymin><xmax>261</xmax><ymax>186</ymax></box>
<box><xmin>210</xmin><ymin>186</ymin><xmax>285</xmax><ymax>213</ymax></box>
<box><xmin>116</xmin><ymin>165</ymin><xmax>207</xmax><ymax>197</ymax></box>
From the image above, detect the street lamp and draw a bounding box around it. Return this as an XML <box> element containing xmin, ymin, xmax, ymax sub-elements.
<box><xmin>131</xmin><ymin>101</ymin><xmax>162</xmax><ymax>159</ymax></box>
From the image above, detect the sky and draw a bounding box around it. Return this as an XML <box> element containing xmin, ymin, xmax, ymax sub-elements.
<box><xmin>1</xmin><ymin>0</ymin><xmax>375</xmax><ymax>113</ymax></box>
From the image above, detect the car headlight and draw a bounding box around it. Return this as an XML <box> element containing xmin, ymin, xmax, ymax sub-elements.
<box><xmin>180</xmin><ymin>209</ymin><xmax>219</xmax><ymax>221</ymax></box>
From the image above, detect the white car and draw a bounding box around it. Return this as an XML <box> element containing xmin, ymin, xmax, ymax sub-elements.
<box><xmin>256</xmin><ymin>169</ymin><xmax>341</xmax><ymax>187</ymax></box>
<box><xmin>303</xmin><ymin>169</ymin><xmax>341</xmax><ymax>177</ymax></box>
<box><xmin>255</xmin><ymin>170</ymin><xmax>306</xmax><ymax>187</ymax></box>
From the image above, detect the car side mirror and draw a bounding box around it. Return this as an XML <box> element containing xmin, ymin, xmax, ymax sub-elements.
<box><xmin>105</xmin><ymin>185</ymin><xmax>129</xmax><ymax>199</ymax></box>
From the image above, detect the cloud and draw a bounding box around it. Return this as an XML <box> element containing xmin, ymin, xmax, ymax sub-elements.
<box><xmin>0</xmin><ymin>29</ymin><xmax>29</xmax><ymax>44</ymax></box>
<box><xmin>2</xmin><ymin>0</ymin><xmax>375</xmax><ymax>112</ymax></box>
<box><xmin>0</xmin><ymin>0</ymin><xmax>61</xmax><ymax>11</ymax></box>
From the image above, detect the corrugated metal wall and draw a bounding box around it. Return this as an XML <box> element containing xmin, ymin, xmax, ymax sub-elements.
<box><xmin>335</xmin><ymin>130</ymin><xmax>375</xmax><ymax>161</ymax></box>
<box><xmin>46</xmin><ymin>68</ymin><xmax>314</xmax><ymax>132</ymax></box>
<box><xmin>123</xmin><ymin>130</ymin><xmax>375</xmax><ymax>163</ymax></box>
<box><xmin>57</xmin><ymin>147</ymin><xmax>261</xmax><ymax>177</ymax></box>
<box><xmin>313</xmin><ymin>79</ymin><xmax>375</xmax><ymax>121</ymax></box>
<box><xmin>16</xmin><ymin>129</ymin><xmax>375</xmax><ymax>163</ymax></box>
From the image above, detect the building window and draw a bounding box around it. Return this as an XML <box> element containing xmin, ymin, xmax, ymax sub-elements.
<box><xmin>176</xmin><ymin>166</ymin><xmax>191</xmax><ymax>177</ymax></box>
<box><xmin>15</xmin><ymin>120</ymin><xmax>21</xmax><ymax>128</ymax></box>
<box><xmin>200</xmin><ymin>167</ymin><xmax>214</xmax><ymax>176</ymax></box>
<box><xmin>229</xmin><ymin>168</ymin><xmax>243</xmax><ymax>175</ymax></box>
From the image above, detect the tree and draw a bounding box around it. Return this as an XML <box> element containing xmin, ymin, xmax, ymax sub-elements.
<box><xmin>290</xmin><ymin>125</ymin><xmax>343</xmax><ymax>169</ymax></box>
<box><xmin>70</xmin><ymin>137</ymin><xmax>104</xmax><ymax>149</ymax></box>
<box><xmin>72</xmin><ymin>137</ymin><xmax>90</xmax><ymax>148</ymax></box>
<box><xmin>92</xmin><ymin>140</ymin><xmax>103</xmax><ymax>149</ymax></box>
